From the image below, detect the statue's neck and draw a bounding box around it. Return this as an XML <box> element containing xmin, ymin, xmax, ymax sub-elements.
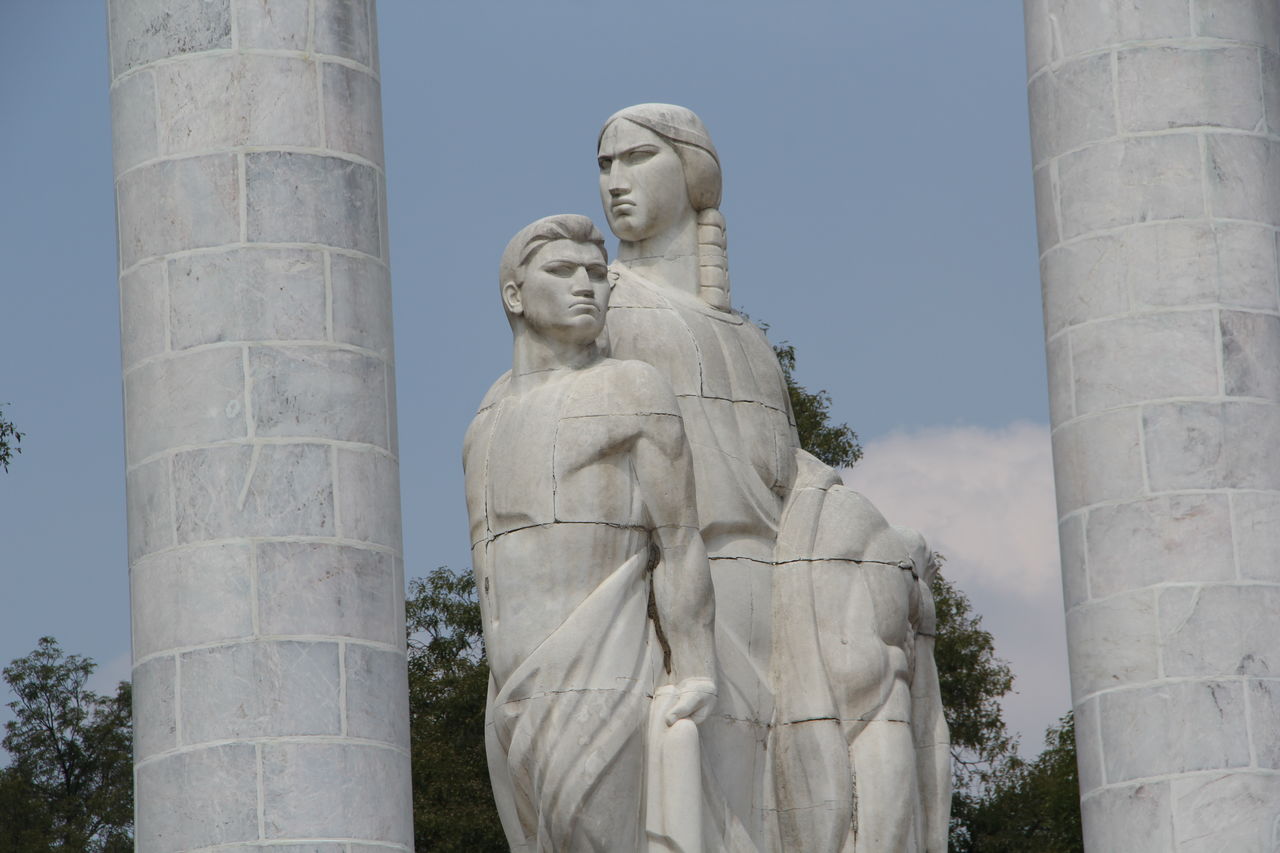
<box><xmin>615</xmin><ymin>213</ymin><xmax>699</xmax><ymax>297</ymax></box>
<box><xmin>509</xmin><ymin>332</ymin><xmax>601</xmax><ymax>393</ymax></box>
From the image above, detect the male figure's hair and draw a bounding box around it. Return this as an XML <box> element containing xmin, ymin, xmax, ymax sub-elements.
<box><xmin>499</xmin><ymin>214</ymin><xmax>607</xmax><ymax>290</ymax></box>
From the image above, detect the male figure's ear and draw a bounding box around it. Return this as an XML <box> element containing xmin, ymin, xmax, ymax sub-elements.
<box><xmin>502</xmin><ymin>280</ymin><xmax>523</xmax><ymax>316</ymax></box>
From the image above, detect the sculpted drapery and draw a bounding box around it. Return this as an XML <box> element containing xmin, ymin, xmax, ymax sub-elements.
<box><xmin>464</xmin><ymin>106</ymin><xmax>950</xmax><ymax>853</ymax></box>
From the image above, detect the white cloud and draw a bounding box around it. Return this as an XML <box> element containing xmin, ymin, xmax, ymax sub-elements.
<box><xmin>844</xmin><ymin>422</ymin><xmax>1072</xmax><ymax>754</ymax></box>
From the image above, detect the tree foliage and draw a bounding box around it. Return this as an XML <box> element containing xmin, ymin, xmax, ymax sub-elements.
<box><xmin>773</xmin><ymin>341</ymin><xmax>862</xmax><ymax>469</ymax></box>
<box><xmin>406</xmin><ymin>569</ymin><xmax>506</xmax><ymax>852</ymax></box>
<box><xmin>950</xmin><ymin>713</ymin><xmax>1083</xmax><ymax>853</ymax></box>
<box><xmin>0</xmin><ymin>403</ymin><xmax>23</xmax><ymax>472</ymax></box>
<box><xmin>2</xmin><ymin>637</ymin><xmax>133</xmax><ymax>851</ymax></box>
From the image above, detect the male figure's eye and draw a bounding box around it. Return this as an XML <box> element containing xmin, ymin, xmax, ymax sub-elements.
<box><xmin>544</xmin><ymin>263</ymin><xmax>575</xmax><ymax>277</ymax></box>
<box><xmin>587</xmin><ymin>265</ymin><xmax>608</xmax><ymax>281</ymax></box>
<box><xmin>597</xmin><ymin>157</ymin><xmax>612</xmax><ymax>172</ymax></box>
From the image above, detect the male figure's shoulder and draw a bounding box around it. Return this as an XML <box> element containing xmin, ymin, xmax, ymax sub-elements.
<box><xmin>462</xmin><ymin>371</ymin><xmax>512</xmax><ymax>468</ymax></box>
<box><xmin>571</xmin><ymin>358</ymin><xmax>682</xmax><ymax>418</ymax></box>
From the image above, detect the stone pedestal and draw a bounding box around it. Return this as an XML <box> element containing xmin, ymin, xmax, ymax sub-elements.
<box><xmin>1024</xmin><ymin>1</ymin><xmax>1280</xmax><ymax>849</ymax></box>
<box><xmin>108</xmin><ymin>1</ymin><xmax>411</xmax><ymax>849</ymax></box>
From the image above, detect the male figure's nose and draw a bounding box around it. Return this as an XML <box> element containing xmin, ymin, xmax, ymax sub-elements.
<box><xmin>570</xmin><ymin>268</ymin><xmax>594</xmax><ymax>295</ymax></box>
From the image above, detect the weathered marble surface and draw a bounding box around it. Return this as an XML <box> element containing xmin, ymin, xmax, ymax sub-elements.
<box><xmin>467</xmin><ymin>106</ymin><xmax>950</xmax><ymax>852</ymax></box>
<box><xmin>1025</xmin><ymin>0</ymin><xmax>1280</xmax><ymax>849</ymax></box>
<box><xmin>109</xmin><ymin>1</ymin><xmax>411</xmax><ymax>850</ymax></box>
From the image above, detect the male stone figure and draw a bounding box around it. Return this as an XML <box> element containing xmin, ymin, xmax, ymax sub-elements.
<box><xmin>464</xmin><ymin>214</ymin><xmax>719</xmax><ymax>851</ymax></box>
<box><xmin>596</xmin><ymin>104</ymin><xmax>950</xmax><ymax>852</ymax></box>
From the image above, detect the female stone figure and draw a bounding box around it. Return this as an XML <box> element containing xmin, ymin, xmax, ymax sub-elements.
<box><xmin>597</xmin><ymin>105</ymin><xmax>950</xmax><ymax>853</ymax></box>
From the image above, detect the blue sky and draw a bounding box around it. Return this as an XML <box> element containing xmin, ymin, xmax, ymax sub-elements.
<box><xmin>0</xmin><ymin>2</ymin><xmax>1065</xmax><ymax>753</ymax></box>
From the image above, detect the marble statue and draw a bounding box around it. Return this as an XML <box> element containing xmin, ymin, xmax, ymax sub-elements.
<box><xmin>465</xmin><ymin>106</ymin><xmax>949</xmax><ymax>852</ymax></box>
<box><xmin>464</xmin><ymin>215</ymin><xmax>722</xmax><ymax>851</ymax></box>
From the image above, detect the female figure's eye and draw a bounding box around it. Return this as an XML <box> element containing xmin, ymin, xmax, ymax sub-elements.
<box><xmin>624</xmin><ymin>148</ymin><xmax>656</xmax><ymax>165</ymax></box>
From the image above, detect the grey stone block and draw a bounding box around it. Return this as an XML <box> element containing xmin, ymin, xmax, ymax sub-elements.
<box><xmin>1029</xmin><ymin>53</ymin><xmax>1115</xmax><ymax>166</ymax></box>
<box><xmin>1070</xmin><ymin>310</ymin><xmax>1218</xmax><ymax>414</ymax></box>
<box><xmin>155</xmin><ymin>54</ymin><xmax>320</xmax><ymax>155</ymax></box>
<box><xmin>1023</xmin><ymin>0</ymin><xmax>1052</xmax><ymax>77</ymax></box>
<box><xmin>120</xmin><ymin>260</ymin><xmax>166</xmax><ymax>369</ymax></box>
<box><xmin>132</xmin><ymin>654</ymin><xmax>176</xmax><ymax>760</ymax></box>
<box><xmin>323</xmin><ymin>63</ymin><xmax>383</xmax><ymax>165</ymax></box>
<box><xmin>1117</xmin><ymin>223</ymin><xmax>1279</xmax><ymax>314</ymax></box>
<box><xmin>1248</xmin><ymin>679</ymin><xmax>1280</xmax><ymax>768</ymax></box>
<box><xmin>246</xmin><ymin>152</ymin><xmax>380</xmax><ymax>257</ymax></box>
<box><xmin>1058</xmin><ymin>513</ymin><xmax>1087</xmax><ymax>608</ymax></box>
<box><xmin>1086</xmin><ymin>495</ymin><xmax>1234</xmax><ymax>598</ymax></box>
<box><xmin>1207</xmin><ymin>134</ymin><xmax>1280</xmax><ymax>225</ymax></box>
<box><xmin>331</xmin><ymin>253</ymin><xmax>394</xmax><ymax>355</ymax></box>
<box><xmin>261</xmin><ymin>743</ymin><xmax>412</xmax><ymax>844</ymax></box>
<box><xmin>1232</xmin><ymin>492</ymin><xmax>1280</xmax><ymax>582</ymax></box>
<box><xmin>169</xmin><ymin>248</ymin><xmax>327</xmax><ymax>348</ymax></box>
<box><xmin>1051</xmin><ymin>409</ymin><xmax>1145</xmax><ymax>514</ymax></box>
<box><xmin>173</xmin><ymin>443</ymin><xmax>335</xmax><ymax>543</ymax></box>
<box><xmin>1045</xmin><ymin>0</ymin><xmax>1190</xmax><ymax>59</ymax></box>
<box><xmin>1143</xmin><ymin>401</ymin><xmax>1280</xmax><ymax>491</ymax></box>
<box><xmin>125</xmin><ymin>347</ymin><xmax>247</xmax><ymax>464</ymax></box>
<box><xmin>126</xmin><ymin>456</ymin><xmax>175</xmax><ymax>562</ymax></box>
<box><xmin>314</xmin><ymin>0</ymin><xmax>372</xmax><ymax>65</ymax></box>
<box><xmin>1171</xmin><ymin>771</ymin><xmax>1280</xmax><ymax>852</ymax></box>
<box><xmin>110</xmin><ymin>67</ymin><xmax>157</xmax><ymax>175</ymax></box>
<box><xmin>131</xmin><ymin>543</ymin><xmax>254</xmax><ymax>659</ymax></box>
<box><xmin>1073</xmin><ymin>695</ymin><xmax>1105</xmax><ymax>792</ymax></box>
<box><xmin>134</xmin><ymin>743</ymin><xmax>257</xmax><ymax>852</ymax></box>
<box><xmin>1045</xmin><ymin>332</ymin><xmax>1073</xmax><ymax>427</ymax></box>
<box><xmin>257</xmin><ymin>541</ymin><xmax>399</xmax><ymax>645</ymax></box>
<box><xmin>108</xmin><ymin>0</ymin><xmax>231</xmax><ymax>78</ymax></box>
<box><xmin>1118</xmin><ymin>46</ymin><xmax>1263</xmax><ymax>133</ymax></box>
<box><xmin>250</xmin><ymin>346</ymin><xmax>388</xmax><ymax>446</ymax></box>
<box><xmin>1058</xmin><ymin>135</ymin><xmax>1204</xmax><ymax>240</ymax></box>
<box><xmin>345</xmin><ymin>644</ymin><xmax>409</xmax><ymax>745</ymax></box>
<box><xmin>1080</xmin><ymin>782</ymin><xmax>1174</xmax><ymax>853</ymax></box>
<box><xmin>1159</xmin><ymin>584</ymin><xmax>1280</xmax><ymax>677</ymax></box>
<box><xmin>1266</xmin><ymin>50</ymin><xmax>1280</xmax><ymax>137</ymax></box>
<box><xmin>1100</xmin><ymin>681</ymin><xmax>1250</xmax><ymax>782</ymax></box>
<box><xmin>1040</xmin><ymin>234</ymin><xmax>1131</xmax><ymax>337</ymax></box>
<box><xmin>1195</xmin><ymin>0</ymin><xmax>1280</xmax><ymax>52</ymax></box>
<box><xmin>180</xmin><ymin>640</ymin><xmax>342</xmax><ymax>742</ymax></box>
<box><xmin>1221</xmin><ymin>310</ymin><xmax>1280</xmax><ymax>401</ymax></box>
<box><xmin>234</xmin><ymin>0</ymin><xmax>310</xmax><ymax>50</ymax></box>
<box><xmin>1033</xmin><ymin>163</ymin><xmax>1059</xmax><ymax>255</ymax></box>
<box><xmin>335</xmin><ymin>448</ymin><xmax>402</xmax><ymax>547</ymax></box>
<box><xmin>1066</xmin><ymin>590</ymin><xmax>1159</xmax><ymax>698</ymax></box>
<box><xmin>117</xmin><ymin>155</ymin><xmax>239</xmax><ymax>267</ymax></box>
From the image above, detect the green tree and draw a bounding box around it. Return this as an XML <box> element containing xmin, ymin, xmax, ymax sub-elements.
<box><xmin>2</xmin><ymin>637</ymin><xmax>133</xmax><ymax>851</ymax></box>
<box><xmin>950</xmin><ymin>713</ymin><xmax>1082</xmax><ymax>853</ymax></box>
<box><xmin>0</xmin><ymin>403</ymin><xmax>23</xmax><ymax>472</ymax></box>
<box><xmin>773</xmin><ymin>340</ymin><xmax>862</xmax><ymax>469</ymax></box>
<box><xmin>406</xmin><ymin>569</ymin><xmax>506</xmax><ymax>852</ymax></box>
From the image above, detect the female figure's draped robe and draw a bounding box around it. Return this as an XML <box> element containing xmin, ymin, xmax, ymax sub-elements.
<box><xmin>604</xmin><ymin>266</ymin><xmax>913</xmax><ymax>852</ymax></box>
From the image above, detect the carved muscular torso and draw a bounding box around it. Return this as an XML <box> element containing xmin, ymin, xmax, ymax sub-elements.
<box><xmin>463</xmin><ymin>358</ymin><xmax>685</xmax><ymax>687</ymax></box>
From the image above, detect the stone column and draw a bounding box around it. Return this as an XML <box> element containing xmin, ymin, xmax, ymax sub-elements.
<box><xmin>108</xmin><ymin>1</ymin><xmax>411</xmax><ymax>850</ymax></box>
<box><xmin>1025</xmin><ymin>1</ymin><xmax>1280</xmax><ymax>849</ymax></box>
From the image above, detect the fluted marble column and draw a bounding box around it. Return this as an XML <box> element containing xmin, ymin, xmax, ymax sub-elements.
<box><xmin>108</xmin><ymin>1</ymin><xmax>411</xmax><ymax>849</ymax></box>
<box><xmin>1025</xmin><ymin>1</ymin><xmax>1280</xmax><ymax>849</ymax></box>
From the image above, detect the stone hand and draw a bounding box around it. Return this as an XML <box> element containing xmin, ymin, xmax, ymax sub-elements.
<box><xmin>663</xmin><ymin>677</ymin><xmax>717</xmax><ymax>726</ymax></box>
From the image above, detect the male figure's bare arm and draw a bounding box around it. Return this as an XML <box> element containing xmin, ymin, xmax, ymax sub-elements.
<box><xmin>623</xmin><ymin>362</ymin><xmax>718</xmax><ymax>724</ymax></box>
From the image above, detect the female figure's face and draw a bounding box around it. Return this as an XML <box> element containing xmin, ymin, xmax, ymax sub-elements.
<box><xmin>597</xmin><ymin>120</ymin><xmax>694</xmax><ymax>243</ymax></box>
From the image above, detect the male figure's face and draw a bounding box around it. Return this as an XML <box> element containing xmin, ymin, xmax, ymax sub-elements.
<box><xmin>598</xmin><ymin>121</ymin><xmax>693</xmax><ymax>242</ymax></box>
<box><xmin>506</xmin><ymin>239</ymin><xmax>609</xmax><ymax>345</ymax></box>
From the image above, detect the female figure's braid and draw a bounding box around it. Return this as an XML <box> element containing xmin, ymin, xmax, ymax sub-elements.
<box><xmin>697</xmin><ymin>208</ymin><xmax>730</xmax><ymax>311</ymax></box>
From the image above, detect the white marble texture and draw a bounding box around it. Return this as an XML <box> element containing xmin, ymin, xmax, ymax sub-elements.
<box><xmin>1025</xmin><ymin>0</ymin><xmax>1280</xmax><ymax>847</ymax></box>
<box><xmin>108</xmin><ymin>1</ymin><xmax>411</xmax><ymax>850</ymax></box>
